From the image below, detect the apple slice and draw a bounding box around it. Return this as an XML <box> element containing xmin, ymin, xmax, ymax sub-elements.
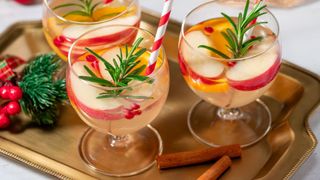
<box><xmin>96</xmin><ymin>47</ymin><xmax>122</xmax><ymax>82</ymax></box>
<box><xmin>61</xmin><ymin>16</ymin><xmax>139</xmax><ymax>44</ymax></box>
<box><xmin>226</xmin><ymin>37</ymin><xmax>281</xmax><ymax>91</ymax></box>
<box><xmin>97</xmin><ymin>47</ymin><xmax>153</xmax><ymax>103</ymax></box>
<box><xmin>69</xmin><ymin>61</ymin><xmax>125</xmax><ymax>120</ymax></box>
<box><xmin>123</xmin><ymin>80</ymin><xmax>154</xmax><ymax>102</ymax></box>
<box><xmin>181</xmin><ymin>31</ymin><xmax>225</xmax><ymax>84</ymax></box>
<box><xmin>53</xmin><ymin>16</ymin><xmax>139</xmax><ymax>57</ymax></box>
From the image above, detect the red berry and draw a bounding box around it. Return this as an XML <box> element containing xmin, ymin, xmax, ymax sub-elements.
<box><xmin>125</xmin><ymin>111</ymin><xmax>134</xmax><ymax>120</ymax></box>
<box><xmin>0</xmin><ymin>113</ymin><xmax>10</xmax><ymax>128</ymax></box>
<box><xmin>134</xmin><ymin>110</ymin><xmax>142</xmax><ymax>115</ymax></box>
<box><xmin>5</xmin><ymin>101</ymin><xmax>21</xmax><ymax>115</ymax></box>
<box><xmin>9</xmin><ymin>86</ymin><xmax>23</xmax><ymax>101</ymax></box>
<box><xmin>131</xmin><ymin>103</ymin><xmax>140</xmax><ymax>110</ymax></box>
<box><xmin>0</xmin><ymin>86</ymin><xmax>10</xmax><ymax>99</ymax></box>
<box><xmin>204</xmin><ymin>26</ymin><xmax>214</xmax><ymax>35</ymax></box>
<box><xmin>0</xmin><ymin>106</ymin><xmax>7</xmax><ymax>114</ymax></box>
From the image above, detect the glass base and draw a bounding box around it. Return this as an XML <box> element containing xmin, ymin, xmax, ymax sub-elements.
<box><xmin>188</xmin><ymin>99</ymin><xmax>271</xmax><ymax>148</ymax></box>
<box><xmin>79</xmin><ymin>125</ymin><xmax>162</xmax><ymax>177</ymax></box>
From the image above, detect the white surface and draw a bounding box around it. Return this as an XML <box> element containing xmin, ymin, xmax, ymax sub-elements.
<box><xmin>0</xmin><ymin>0</ymin><xmax>320</xmax><ymax>179</ymax></box>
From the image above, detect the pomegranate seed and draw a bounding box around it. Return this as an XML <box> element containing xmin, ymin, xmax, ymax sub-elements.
<box><xmin>227</xmin><ymin>61</ymin><xmax>237</xmax><ymax>67</ymax></box>
<box><xmin>248</xmin><ymin>18</ymin><xmax>257</xmax><ymax>27</ymax></box>
<box><xmin>125</xmin><ymin>112</ymin><xmax>135</xmax><ymax>120</ymax></box>
<box><xmin>14</xmin><ymin>0</ymin><xmax>35</xmax><ymax>5</ymax></box>
<box><xmin>53</xmin><ymin>36</ymin><xmax>66</xmax><ymax>47</ymax></box>
<box><xmin>53</xmin><ymin>38</ymin><xmax>62</xmax><ymax>47</ymax></box>
<box><xmin>131</xmin><ymin>103</ymin><xmax>140</xmax><ymax>110</ymax></box>
<box><xmin>134</xmin><ymin>110</ymin><xmax>142</xmax><ymax>115</ymax></box>
<box><xmin>248</xmin><ymin>36</ymin><xmax>257</xmax><ymax>50</ymax></box>
<box><xmin>104</xmin><ymin>0</ymin><xmax>113</xmax><ymax>3</ymax></box>
<box><xmin>91</xmin><ymin>61</ymin><xmax>99</xmax><ymax>70</ymax></box>
<box><xmin>86</xmin><ymin>55</ymin><xmax>97</xmax><ymax>62</ymax></box>
<box><xmin>204</xmin><ymin>26</ymin><xmax>214</xmax><ymax>34</ymax></box>
<box><xmin>53</xmin><ymin>36</ymin><xmax>72</xmax><ymax>47</ymax></box>
<box><xmin>58</xmin><ymin>35</ymin><xmax>68</xmax><ymax>42</ymax></box>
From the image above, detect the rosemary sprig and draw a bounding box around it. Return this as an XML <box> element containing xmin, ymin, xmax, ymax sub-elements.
<box><xmin>53</xmin><ymin>0</ymin><xmax>101</xmax><ymax>18</ymax></box>
<box><xmin>199</xmin><ymin>0</ymin><xmax>267</xmax><ymax>59</ymax></box>
<box><xmin>79</xmin><ymin>37</ymin><xmax>154</xmax><ymax>99</ymax></box>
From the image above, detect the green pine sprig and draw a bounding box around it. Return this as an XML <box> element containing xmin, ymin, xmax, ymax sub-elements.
<box><xmin>79</xmin><ymin>37</ymin><xmax>154</xmax><ymax>99</ymax></box>
<box><xmin>199</xmin><ymin>0</ymin><xmax>267</xmax><ymax>59</ymax></box>
<box><xmin>18</xmin><ymin>54</ymin><xmax>67</xmax><ymax>126</ymax></box>
<box><xmin>53</xmin><ymin>0</ymin><xmax>102</xmax><ymax>18</ymax></box>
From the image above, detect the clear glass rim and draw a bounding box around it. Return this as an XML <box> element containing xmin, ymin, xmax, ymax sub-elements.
<box><xmin>43</xmin><ymin>0</ymin><xmax>137</xmax><ymax>25</ymax></box>
<box><xmin>68</xmin><ymin>25</ymin><xmax>166</xmax><ymax>91</ymax></box>
<box><xmin>181</xmin><ymin>0</ymin><xmax>280</xmax><ymax>62</ymax></box>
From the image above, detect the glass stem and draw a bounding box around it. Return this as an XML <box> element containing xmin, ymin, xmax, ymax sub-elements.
<box><xmin>108</xmin><ymin>134</ymin><xmax>130</xmax><ymax>148</ymax></box>
<box><xmin>217</xmin><ymin>107</ymin><xmax>243</xmax><ymax>121</ymax></box>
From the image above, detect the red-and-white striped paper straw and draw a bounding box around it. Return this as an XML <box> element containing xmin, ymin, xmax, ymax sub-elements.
<box><xmin>145</xmin><ymin>0</ymin><xmax>173</xmax><ymax>75</ymax></box>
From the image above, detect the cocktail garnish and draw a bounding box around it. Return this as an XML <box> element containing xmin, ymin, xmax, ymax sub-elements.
<box><xmin>198</xmin><ymin>0</ymin><xmax>267</xmax><ymax>59</ymax></box>
<box><xmin>53</xmin><ymin>0</ymin><xmax>121</xmax><ymax>19</ymax></box>
<box><xmin>79</xmin><ymin>37</ymin><xmax>154</xmax><ymax>99</ymax></box>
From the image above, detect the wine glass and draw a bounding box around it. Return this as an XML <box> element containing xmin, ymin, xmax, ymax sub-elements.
<box><xmin>43</xmin><ymin>0</ymin><xmax>141</xmax><ymax>61</ymax></box>
<box><xmin>66</xmin><ymin>25</ymin><xmax>169</xmax><ymax>176</ymax></box>
<box><xmin>178</xmin><ymin>0</ymin><xmax>281</xmax><ymax>147</ymax></box>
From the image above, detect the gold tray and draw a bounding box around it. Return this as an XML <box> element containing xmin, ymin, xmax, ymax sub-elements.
<box><xmin>0</xmin><ymin>11</ymin><xmax>319</xmax><ymax>180</ymax></box>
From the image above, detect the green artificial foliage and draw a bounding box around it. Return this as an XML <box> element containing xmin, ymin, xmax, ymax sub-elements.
<box><xmin>18</xmin><ymin>54</ymin><xmax>67</xmax><ymax>126</ymax></box>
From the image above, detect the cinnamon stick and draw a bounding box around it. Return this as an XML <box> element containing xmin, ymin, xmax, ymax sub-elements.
<box><xmin>156</xmin><ymin>144</ymin><xmax>241</xmax><ymax>169</ymax></box>
<box><xmin>197</xmin><ymin>156</ymin><xmax>232</xmax><ymax>180</ymax></box>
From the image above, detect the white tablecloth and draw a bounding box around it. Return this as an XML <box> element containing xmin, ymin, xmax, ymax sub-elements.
<box><xmin>0</xmin><ymin>0</ymin><xmax>319</xmax><ymax>179</ymax></box>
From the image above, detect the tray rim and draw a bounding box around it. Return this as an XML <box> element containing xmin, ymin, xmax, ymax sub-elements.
<box><xmin>0</xmin><ymin>143</ymin><xmax>69</xmax><ymax>179</ymax></box>
<box><xmin>0</xmin><ymin>10</ymin><xmax>319</xmax><ymax>180</ymax></box>
<box><xmin>280</xmin><ymin>61</ymin><xmax>319</xmax><ymax>180</ymax></box>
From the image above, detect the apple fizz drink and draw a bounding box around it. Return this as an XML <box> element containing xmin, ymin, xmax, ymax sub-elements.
<box><xmin>179</xmin><ymin>17</ymin><xmax>281</xmax><ymax>108</ymax></box>
<box><xmin>43</xmin><ymin>0</ymin><xmax>141</xmax><ymax>60</ymax></box>
<box><xmin>67</xmin><ymin>38</ymin><xmax>169</xmax><ymax>136</ymax></box>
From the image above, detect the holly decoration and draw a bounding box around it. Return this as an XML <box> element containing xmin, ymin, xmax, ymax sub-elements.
<box><xmin>0</xmin><ymin>85</ymin><xmax>22</xmax><ymax>128</ymax></box>
<box><xmin>18</xmin><ymin>54</ymin><xmax>67</xmax><ymax>126</ymax></box>
<box><xmin>0</xmin><ymin>54</ymin><xmax>67</xmax><ymax>129</ymax></box>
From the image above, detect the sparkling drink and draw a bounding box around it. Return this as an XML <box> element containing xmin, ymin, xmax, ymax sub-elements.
<box><xmin>179</xmin><ymin>17</ymin><xmax>281</xmax><ymax>108</ymax></box>
<box><xmin>66</xmin><ymin>25</ymin><xmax>169</xmax><ymax>176</ymax></box>
<box><xmin>43</xmin><ymin>0</ymin><xmax>141</xmax><ymax>60</ymax></box>
<box><xmin>179</xmin><ymin>0</ymin><xmax>281</xmax><ymax>147</ymax></box>
<box><xmin>67</xmin><ymin>46</ymin><xmax>169</xmax><ymax>136</ymax></box>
